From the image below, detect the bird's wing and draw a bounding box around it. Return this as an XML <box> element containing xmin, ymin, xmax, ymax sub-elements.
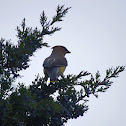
<box><xmin>44</xmin><ymin>67</ymin><xmax>59</xmax><ymax>82</ymax></box>
<box><xmin>43</xmin><ymin>56</ymin><xmax>67</xmax><ymax>67</ymax></box>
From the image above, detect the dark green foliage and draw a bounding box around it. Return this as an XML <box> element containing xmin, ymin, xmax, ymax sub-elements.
<box><xmin>0</xmin><ymin>5</ymin><xmax>125</xmax><ymax>126</ymax></box>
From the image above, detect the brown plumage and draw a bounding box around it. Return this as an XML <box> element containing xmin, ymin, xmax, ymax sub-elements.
<box><xmin>43</xmin><ymin>46</ymin><xmax>71</xmax><ymax>82</ymax></box>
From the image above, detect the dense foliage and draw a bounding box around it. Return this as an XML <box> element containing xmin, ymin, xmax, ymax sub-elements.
<box><xmin>0</xmin><ymin>5</ymin><xmax>125</xmax><ymax>126</ymax></box>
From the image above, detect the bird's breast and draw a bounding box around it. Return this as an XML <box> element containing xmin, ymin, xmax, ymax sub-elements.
<box><xmin>58</xmin><ymin>66</ymin><xmax>66</xmax><ymax>76</ymax></box>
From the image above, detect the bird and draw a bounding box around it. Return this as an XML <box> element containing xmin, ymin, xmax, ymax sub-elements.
<box><xmin>43</xmin><ymin>45</ymin><xmax>71</xmax><ymax>82</ymax></box>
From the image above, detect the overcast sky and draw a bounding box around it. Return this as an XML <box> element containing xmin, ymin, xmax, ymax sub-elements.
<box><xmin>0</xmin><ymin>0</ymin><xmax>126</xmax><ymax>126</ymax></box>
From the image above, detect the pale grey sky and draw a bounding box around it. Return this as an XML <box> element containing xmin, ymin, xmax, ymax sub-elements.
<box><xmin>0</xmin><ymin>0</ymin><xmax>126</xmax><ymax>126</ymax></box>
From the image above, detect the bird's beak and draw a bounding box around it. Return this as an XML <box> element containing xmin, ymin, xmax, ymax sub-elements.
<box><xmin>66</xmin><ymin>50</ymin><xmax>71</xmax><ymax>53</ymax></box>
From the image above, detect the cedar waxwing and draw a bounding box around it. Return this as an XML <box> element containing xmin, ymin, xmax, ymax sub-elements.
<box><xmin>43</xmin><ymin>46</ymin><xmax>71</xmax><ymax>82</ymax></box>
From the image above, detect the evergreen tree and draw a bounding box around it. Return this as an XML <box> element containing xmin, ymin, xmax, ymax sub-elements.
<box><xmin>0</xmin><ymin>5</ymin><xmax>125</xmax><ymax>126</ymax></box>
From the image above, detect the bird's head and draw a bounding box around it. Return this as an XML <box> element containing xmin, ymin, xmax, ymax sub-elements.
<box><xmin>52</xmin><ymin>46</ymin><xmax>71</xmax><ymax>55</ymax></box>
